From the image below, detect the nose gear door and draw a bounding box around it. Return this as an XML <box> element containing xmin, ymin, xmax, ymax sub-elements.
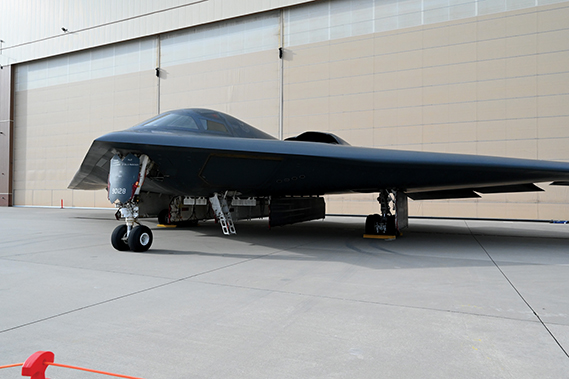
<box><xmin>108</xmin><ymin>154</ymin><xmax>140</xmax><ymax>205</ymax></box>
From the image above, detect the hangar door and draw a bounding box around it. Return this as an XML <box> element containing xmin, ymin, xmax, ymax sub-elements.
<box><xmin>12</xmin><ymin>10</ymin><xmax>282</xmax><ymax>208</ymax></box>
<box><xmin>13</xmin><ymin>39</ymin><xmax>159</xmax><ymax>207</ymax></box>
<box><xmin>158</xmin><ymin>11</ymin><xmax>281</xmax><ymax>137</ymax></box>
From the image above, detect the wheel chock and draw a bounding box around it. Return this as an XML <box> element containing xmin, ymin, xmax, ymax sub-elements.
<box><xmin>363</xmin><ymin>234</ymin><xmax>397</xmax><ymax>240</ymax></box>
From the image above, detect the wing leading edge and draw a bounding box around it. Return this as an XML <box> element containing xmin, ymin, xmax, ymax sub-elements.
<box><xmin>69</xmin><ymin>109</ymin><xmax>569</xmax><ymax>198</ymax></box>
<box><xmin>70</xmin><ymin>125</ymin><xmax>569</xmax><ymax>198</ymax></box>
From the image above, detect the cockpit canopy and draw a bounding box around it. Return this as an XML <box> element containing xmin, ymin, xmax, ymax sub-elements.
<box><xmin>131</xmin><ymin>109</ymin><xmax>276</xmax><ymax>140</ymax></box>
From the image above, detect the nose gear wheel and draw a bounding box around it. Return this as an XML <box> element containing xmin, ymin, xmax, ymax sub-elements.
<box><xmin>128</xmin><ymin>225</ymin><xmax>153</xmax><ymax>252</ymax></box>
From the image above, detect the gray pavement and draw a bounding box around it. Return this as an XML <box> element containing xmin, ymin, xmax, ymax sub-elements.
<box><xmin>1</xmin><ymin>207</ymin><xmax>569</xmax><ymax>378</ymax></box>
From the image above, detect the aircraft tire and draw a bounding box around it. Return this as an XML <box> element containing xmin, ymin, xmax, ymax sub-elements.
<box><xmin>128</xmin><ymin>225</ymin><xmax>153</xmax><ymax>252</ymax></box>
<box><xmin>365</xmin><ymin>214</ymin><xmax>381</xmax><ymax>235</ymax></box>
<box><xmin>111</xmin><ymin>225</ymin><xmax>130</xmax><ymax>251</ymax></box>
<box><xmin>158</xmin><ymin>209</ymin><xmax>170</xmax><ymax>225</ymax></box>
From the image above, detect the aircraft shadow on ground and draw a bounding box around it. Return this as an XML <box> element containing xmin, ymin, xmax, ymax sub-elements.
<box><xmin>141</xmin><ymin>217</ymin><xmax>569</xmax><ymax>270</ymax></box>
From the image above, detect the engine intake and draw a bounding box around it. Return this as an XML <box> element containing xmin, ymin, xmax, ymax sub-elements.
<box><xmin>285</xmin><ymin>131</ymin><xmax>350</xmax><ymax>145</ymax></box>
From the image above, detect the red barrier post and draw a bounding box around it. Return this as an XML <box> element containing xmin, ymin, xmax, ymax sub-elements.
<box><xmin>21</xmin><ymin>351</ymin><xmax>54</xmax><ymax>379</ymax></box>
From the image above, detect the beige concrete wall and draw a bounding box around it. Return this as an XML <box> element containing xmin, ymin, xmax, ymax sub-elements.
<box><xmin>158</xmin><ymin>11</ymin><xmax>281</xmax><ymax>135</ymax></box>
<box><xmin>160</xmin><ymin>51</ymin><xmax>280</xmax><ymax>136</ymax></box>
<box><xmin>11</xmin><ymin>0</ymin><xmax>569</xmax><ymax>221</ymax></box>
<box><xmin>12</xmin><ymin>12</ymin><xmax>281</xmax><ymax>208</ymax></box>
<box><xmin>284</xmin><ymin>2</ymin><xmax>569</xmax><ymax>220</ymax></box>
<box><xmin>0</xmin><ymin>66</ymin><xmax>14</xmax><ymax>206</ymax></box>
<box><xmin>13</xmin><ymin>49</ymin><xmax>280</xmax><ymax>208</ymax></box>
<box><xmin>0</xmin><ymin>0</ymin><xmax>316</xmax><ymax>66</ymax></box>
<box><xmin>13</xmin><ymin>70</ymin><xmax>158</xmax><ymax>207</ymax></box>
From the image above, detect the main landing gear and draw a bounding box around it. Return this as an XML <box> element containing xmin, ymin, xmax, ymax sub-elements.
<box><xmin>364</xmin><ymin>190</ymin><xmax>408</xmax><ymax>239</ymax></box>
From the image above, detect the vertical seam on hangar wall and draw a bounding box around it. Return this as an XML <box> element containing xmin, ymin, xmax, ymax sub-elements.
<box><xmin>279</xmin><ymin>9</ymin><xmax>285</xmax><ymax>141</ymax></box>
<box><xmin>0</xmin><ymin>65</ymin><xmax>14</xmax><ymax>206</ymax></box>
<box><xmin>156</xmin><ymin>35</ymin><xmax>162</xmax><ymax>115</ymax></box>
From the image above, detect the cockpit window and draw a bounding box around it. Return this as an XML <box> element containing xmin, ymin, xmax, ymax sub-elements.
<box><xmin>132</xmin><ymin>108</ymin><xmax>277</xmax><ymax>140</ymax></box>
<box><xmin>142</xmin><ymin>113</ymin><xmax>199</xmax><ymax>130</ymax></box>
<box><xmin>201</xmin><ymin>119</ymin><xmax>229</xmax><ymax>133</ymax></box>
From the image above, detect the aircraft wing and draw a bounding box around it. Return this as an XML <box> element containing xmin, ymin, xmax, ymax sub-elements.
<box><xmin>69</xmin><ymin>121</ymin><xmax>569</xmax><ymax>199</ymax></box>
<box><xmin>68</xmin><ymin>109</ymin><xmax>569</xmax><ymax>252</ymax></box>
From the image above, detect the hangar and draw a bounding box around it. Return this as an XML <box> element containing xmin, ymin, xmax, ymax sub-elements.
<box><xmin>1</xmin><ymin>0</ymin><xmax>569</xmax><ymax>220</ymax></box>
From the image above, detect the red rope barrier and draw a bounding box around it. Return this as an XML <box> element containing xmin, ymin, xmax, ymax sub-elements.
<box><xmin>21</xmin><ymin>351</ymin><xmax>53</xmax><ymax>379</ymax></box>
<box><xmin>46</xmin><ymin>362</ymin><xmax>145</xmax><ymax>379</ymax></box>
<box><xmin>0</xmin><ymin>363</ymin><xmax>23</xmax><ymax>369</ymax></box>
<box><xmin>11</xmin><ymin>351</ymin><xmax>146</xmax><ymax>379</ymax></box>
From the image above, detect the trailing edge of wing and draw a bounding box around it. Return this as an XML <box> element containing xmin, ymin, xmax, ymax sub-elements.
<box><xmin>474</xmin><ymin>183</ymin><xmax>543</xmax><ymax>193</ymax></box>
<box><xmin>406</xmin><ymin>189</ymin><xmax>480</xmax><ymax>200</ymax></box>
<box><xmin>406</xmin><ymin>183</ymin><xmax>543</xmax><ymax>200</ymax></box>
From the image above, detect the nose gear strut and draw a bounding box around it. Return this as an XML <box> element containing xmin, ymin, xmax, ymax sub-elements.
<box><xmin>109</xmin><ymin>154</ymin><xmax>153</xmax><ymax>252</ymax></box>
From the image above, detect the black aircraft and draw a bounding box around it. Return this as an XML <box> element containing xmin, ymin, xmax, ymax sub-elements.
<box><xmin>69</xmin><ymin>108</ymin><xmax>569</xmax><ymax>251</ymax></box>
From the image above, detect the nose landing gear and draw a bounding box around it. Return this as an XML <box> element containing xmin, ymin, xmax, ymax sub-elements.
<box><xmin>111</xmin><ymin>200</ymin><xmax>154</xmax><ymax>252</ymax></box>
<box><xmin>108</xmin><ymin>153</ymin><xmax>154</xmax><ymax>252</ymax></box>
<box><xmin>111</xmin><ymin>224</ymin><xmax>130</xmax><ymax>251</ymax></box>
<box><xmin>126</xmin><ymin>224</ymin><xmax>153</xmax><ymax>252</ymax></box>
<box><xmin>111</xmin><ymin>224</ymin><xmax>153</xmax><ymax>252</ymax></box>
